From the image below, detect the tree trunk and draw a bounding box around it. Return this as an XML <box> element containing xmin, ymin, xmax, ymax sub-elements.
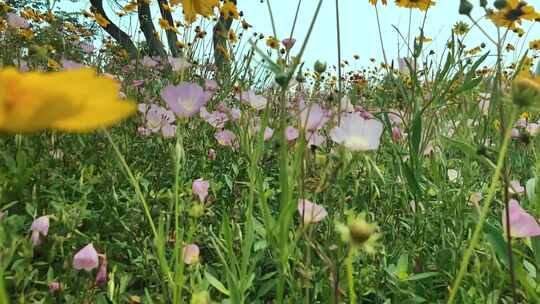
<box><xmin>137</xmin><ymin>1</ymin><xmax>166</xmax><ymax>57</ymax></box>
<box><xmin>89</xmin><ymin>0</ymin><xmax>138</xmax><ymax>59</ymax></box>
<box><xmin>212</xmin><ymin>0</ymin><xmax>237</xmax><ymax>80</ymax></box>
<box><xmin>157</xmin><ymin>0</ymin><xmax>180</xmax><ymax>57</ymax></box>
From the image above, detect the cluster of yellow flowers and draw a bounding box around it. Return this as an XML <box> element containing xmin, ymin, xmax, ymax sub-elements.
<box><xmin>369</xmin><ymin>0</ymin><xmax>435</xmax><ymax>11</ymax></box>
<box><xmin>0</xmin><ymin>69</ymin><xmax>135</xmax><ymax>133</ymax></box>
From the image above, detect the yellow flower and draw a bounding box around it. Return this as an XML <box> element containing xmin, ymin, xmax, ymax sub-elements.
<box><xmin>266</xmin><ymin>36</ymin><xmax>279</xmax><ymax>49</ymax></box>
<box><xmin>47</xmin><ymin>59</ymin><xmax>60</xmax><ymax>70</ymax></box>
<box><xmin>453</xmin><ymin>21</ymin><xmax>469</xmax><ymax>36</ymax></box>
<box><xmin>488</xmin><ymin>0</ymin><xmax>540</xmax><ymax>30</ymax></box>
<box><xmin>0</xmin><ymin>68</ymin><xmax>135</xmax><ymax>133</ymax></box>
<box><xmin>93</xmin><ymin>13</ymin><xmax>110</xmax><ymax>28</ymax></box>
<box><xmin>506</xmin><ymin>43</ymin><xmax>516</xmax><ymax>51</ymax></box>
<box><xmin>123</xmin><ymin>2</ymin><xmax>138</xmax><ymax>12</ymax></box>
<box><xmin>173</xmin><ymin>0</ymin><xmax>219</xmax><ymax>24</ymax></box>
<box><xmin>369</xmin><ymin>0</ymin><xmax>387</xmax><ymax>5</ymax></box>
<box><xmin>530</xmin><ymin>39</ymin><xmax>540</xmax><ymax>50</ymax></box>
<box><xmin>220</xmin><ymin>0</ymin><xmax>239</xmax><ymax>20</ymax></box>
<box><xmin>394</xmin><ymin>0</ymin><xmax>435</xmax><ymax>10</ymax></box>
<box><xmin>513</xmin><ymin>72</ymin><xmax>540</xmax><ymax>109</ymax></box>
<box><xmin>228</xmin><ymin>29</ymin><xmax>238</xmax><ymax>43</ymax></box>
<box><xmin>159</xmin><ymin>18</ymin><xmax>171</xmax><ymax>30</ymax></box>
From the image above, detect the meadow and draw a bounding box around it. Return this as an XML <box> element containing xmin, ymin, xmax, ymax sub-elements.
<box><xmin>1</xmin><ymin>0</ymin><xmax>540</xmax><ymax>303</ymax></box>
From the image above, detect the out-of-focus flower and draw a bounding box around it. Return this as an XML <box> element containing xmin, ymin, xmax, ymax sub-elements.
<box><xmin>7</xmin><ymin>12</ymin><xmax>30</xmax><ymax>29</ymax></box>
<box><xmin>509</xmin><ymin>180</ymin><xmax>525</xmax><ymax>195</ymax></box>
<box><xmin>73</xmin><ymin>243</ymin><xmax>99</xmax><ymax>271</ymax></box>
<box><xmin>49</xmin><ymin>281</ymin><xmax>61</xmax><ymax>293</ymax></box>
<box><xmin>447</xmin><ymin>169</ymin><xmax>459</xmax><ymax>183</ymax></box>
<box><xmin>530</xmin><ymin>39</ymin><xmax>540</xmax><ymax>51</ymax></box>
<box><xmin>330</xmin><ymin>113</ymin><xmax>383</xmax><ymax>151</ymax></box>
<box><xmin>168</xmin><ymin>56</ymin><xmax>192</xmax><ymax>72</ymax></box>
<box><xmin>177</xmin><ymin>0</ymin><xmax>219</xmax><ymax>23</ymax></box>
<box><xmin>161</xmin><ymin>83</ymin><xmax>212</xmax><ymax>118</ymax></box>
<box><xmin>503</xmin><ymin>199</ymin><xmax>540</xmax><ymax>238</ymax></box>
<box><xmin>182</xmin><ymin>243</ymin><xmax>200</xmax><ymax>264</ymax></box>
<box><xmin>478</xmin><ymin>93</ymin><xmax>490</xmax><ymax>115</ymax></box>
<box><xmin>394</xmin><ymin>0</ymin><xmax>434</xmax><ymax>10</ymax></box>
<box><xmin>30</xmin><ymin>215</ymin><xmax>49</xmax><ymax>246</ymax></box>
<box><xmin>220</xmin><ymin>0</ymin><xmax>240</xmax><ymax>20</ymax></box>
<box><xmin>266</xmin><ymin>36</ymin><xmax>279</xmax><ymax>49</ymax></box>
<box><xmin>208</xmin><ymin>148</ymin><xmax>217</xmax><ymax>160</ymax></box>
<box><xmin>298</xmin><ymin>199</ymin><xmax>328</xmax><ymax>225</ymax></box>
<box><xmin>299</xmin><ymin>103</ymin><xmax>328</xmax><ymax>131</ymax></box>
<box><xmin>95</xmin><ymin>255</ymin><xmax>108</xmax><ymax>286</ymax></box>
<box><xmin>0</xmin><ymin>68</ymin><xmax>135</xmax><ymax>133</ymax></box>
<box><xmin>391</xmin><ymin>127</ymin><xmax>403</xmax><ymax>141</ymax></box>
<box><xmin>215</xmin><ymin>129</ymin><xmax>238</xmax><ymax>148</ymax></box>
<box><xmin>511</xmin><ymin>128</ymin><xmax>521</xmax><ymax>139</ymax></box>
<box><xmin>239</xmin><ymin>90</ymin><xmax>267</xmax><ymax>110</ymax></box>
<box><xmin>340</xmin><ymin>96</ymin><xmax>355</xmax><ymax>113</ymax></box>
<box><xmin>204</xmin><ymin>79</ymin><xmax>219</xmax><ymax>91</ymax></box>
<box><xmin>335</xmin><ymin>213</ymin><xmax>380</xmax><ymax>253</ymax></box>
<box><xmin>281</xmin><ymin>38</ymin><xmax>296</xmax><ymax>50</ymax></box>
<box><xmin>142</xmin><ymin>56</ymin><xmax>159</xmax><ymax>68</ymax></box>
<box><xmin>369</xmin><ymin>0</ymin><xmax>387</xmax><ymax>5</ymax></box>
<box><xmin>488</xmin><ymin>0</ymin><xmax>540</xmax><ymax>30</ymax></box>
<box><xmin>469</xmin><ymin>192</ymin><xmax>483</xmax><ymax>205</ymax></box>
<box><xmin>192</xmin><ymin>178</ymin><xmax>210</xmax><ymax>203</ymax></box>
<box><xmin>285</xmin><ymin>126</ymin><xmax>299</xmax><ymax>141</ymax></box>
<box><xmin>527</xmin><ymin>123</ymin><xmax>539</xmax><ymax>136</ymax></box>
<box><xmin>60</xmin><ymin>59</ymin><xmax>86</xmax><ymax>70</ymax></box>
<box><xmin>306</xmin><ymin>131</ymin><xmax>326</xmax><ymax>147</ymax></box>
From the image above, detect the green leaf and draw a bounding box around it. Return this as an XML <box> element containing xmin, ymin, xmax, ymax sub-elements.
<box><xmin>205</xmin><ymin>271</ymin><xmax>230</xmax><ymax>296</ymax></box>
<box><xmin>403</xmin><ymin>272</ymin><xmax>439</xmax><ymax>281</ymax></box>
<box><xmin>483</xmin><ymin>222</ymin><xmax>508</xmax><ymax>267</ymax></box>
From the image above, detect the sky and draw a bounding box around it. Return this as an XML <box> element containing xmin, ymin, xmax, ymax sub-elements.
<box><xmin>60</xmin><ymin>0</ymin><xmax>540</xmax><ymax>68</ymax></box>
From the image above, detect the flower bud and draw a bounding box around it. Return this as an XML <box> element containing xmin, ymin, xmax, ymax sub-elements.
<box><xmin>314</xmin><ymin>60</ymin><xmax>327</xmax><ymax>74</ymax></box>
<box><xmin>494</xmin><ymin>0</ymin><xmax>507</xmax><ymax>9</ymax></box>
<box><xmin>49</xmin><ymin>281</ymin><xmax>61</xmax><ymax>293</ymax></box>
<box><xmin>459</xmin><ymin>0</ymin><xmax>473</xmax><ymax>15</ymax></box>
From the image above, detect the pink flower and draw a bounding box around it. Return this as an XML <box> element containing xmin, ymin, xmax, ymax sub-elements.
<box><xmin>145</xmin><ymin>104</ymin><xmax>175</xmax><ymax>132</ymax></box>
<box><xmin>95</xmin><ymin>256</ymin><xmax>108</xmax><ymax>286</ymax></box>
<box><xmin>239</xmin><ymin>90</ymin><xmax>267</xmax><ymax>111</ymax></box>
<box><xmin>208</xmin><ymin>149</ymin><xmax>217</xmax><ymax>160</ymax></box>
<box><xmin>161</xmin><ymin>124</ymin><xmax>177</xmax><ymax>138</ymax></box>
<box><xmin>168</xmin><ymin>56</ymin><xmax>192</xmax><ymax>72</ymax></box>
<box><xmin>204</xmin><ymin>79</ymin><xmax>219</xmax><ymax>91</ymax></box>
<box><xmin>183</xmin><ymin>244</ymin><xmax>200</xmax><ymax>264</ymax></box>
<box><xmin>73</xmin><ymin>243</ymin><xmax>99</xmax><ymax>271</ymax></box>
<box><xmin>281</xmin><ymin>38</ymin><xmax>296</xmax><ymax>50</ymax></box>
<box><xmin>340</xmin><ymin>96</ymin><xmax>354</xmax><ymax>113</ymax></box>
<box><xmin>299</xmin><ymin>103</ymin><xmax>328</xmax><ymax>131</ymax></box>
<box><xmin>78</xmin><ymin>42</ymin><xmax>95</xmax><ymax>54</ymax></box>
<box><xmin>200</xmin><ymin>107</ymin><xmax>229</xmax><ymax>129</ymax></box>
<box><xmin>298</xmin><ymin>199</ymin><xmax>328</xmax><ymax>225</ymax></box>
<box><xmin>31</xmin><ymin>216</ymin><xmax>50</xmax><ymax>246</ymax></box>
<box><xmin>508</xmin><ymin>180</ymin><xmax>525</xmax><ymax>195</ymax></box>
<box><xmin>391</xmin><ymin>127</ymin><xmax>403</xmax><ymax>141</ymax></box>
<box><xmin>132</xmin><ymin>79</ymin><xmax>145</xmax><ymax>87</ymax></box>
<box><xmin>60</xmin><ymin>59</ymin><xmax>86</xmax><ymax>70</ymax></box>
<box><xmin>192</xmin><ymin>178</ymin><xmax>210</xmax><ymax>203</ymax></box>
<box><xmin>503</xmin><ymin>199</ymin><xmax>540</xmax><ymax>238</ymax></box>
<box><xmin>388</xmin><ymin>110</ymin><xmax>404</xmax><ymax>125</ymax></box>
<box><xmin>215</xmin><ymin>130</ymin><xmax>238</xmax><ymax>148</ymax></box>
<box><xmin>48</xmin><ymin>281</ymin><xmax>61</xmax><ymax>293</ymax></box>
<box><xmin>306</xmin><ymin>131</ymin><xmax>326</xmax><ymax>147</ymax></box>
<box><xmin>7</xmin><ymin>13</ymin><xmax>29</xmax><ymax>29</ymax></box>
<box><xmin>285</xmin><ymin>126</ymin><xmax>299</xmax><ymax>141</ymax></box>
<box><xmin>511</xmin><ymin>128</ymin><xmax>520</xmax><ymax>139</ymax></box>
<box><xmin>138</xmin><ymin>126</ymin><xmax>151</xmax><ymax>136</ymax></box>
<box><xmin>527</xmin><ymin>123</ymin><xmax>539</xmax><ymax>136</ymax></box>
<box><xmin>161</xmin><ymin>83</ymin><xmax>212</xmax><ymax>118</ymax></box>
<box><xmin>515</xmin><ymin>118</ymin><xmax>528</xmax><ymax>128</ymax></box>
<box><xmin>142</xmin><ymin>56</ymin><xmax>159</xmax><ymax>68</ymax></box>
<box><xmin>330</xmin><ymin>113</ymin><xmax>383</xmax><ymax>151</ymax></box>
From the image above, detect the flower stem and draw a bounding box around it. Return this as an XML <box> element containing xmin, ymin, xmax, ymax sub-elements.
<box><xmin>447</xmin><ymin>108</ymin><xmax>518</xmax><ymax>304</ymax></box>
<box><xmin>347</xmin><ymin>247</ymin><xmax>356</xmax><ymax>304</ymax></box>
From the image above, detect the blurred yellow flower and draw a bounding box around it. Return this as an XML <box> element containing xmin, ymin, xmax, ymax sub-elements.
<box><xmin>93</xmin><ymin>13</ymin><xmax>110</xmax><ymax>28</ymax></box>
<box><xmin>395</xmin><ymin>0</ymin><xmax>435</xmax><ymax>10</ymax></box>
<box><xmin>0</xmin><ymin>68</ymin><xmax>135</xmax><ymax>133</ymax></box>
<box><xmin>173</xmin><ymin>0</ymin><xmax>219</xmax><ymax>24</ymax></box>
<box><xmin>488</xmin><ymin>0</ymin><xmax>540</xmax><ymax>30</ymax></box>
<box><xmin>369</xmin><ymin>0</ymin><xmax>387</xmax><ymax>5</ymax></box>
<box><xmin>266</xmin><ymin>36</ymin><xmax>279</xmax><ymax>49</ymax></box>
<box><xmin>530</xmin><ymin>39</ymin><xmax>540</xmax><ymax>50</ymax></box>
<box><xmin>220</xmin><ymin>0</ymin><xmax>239</xmax><ymax>20</ymax></box>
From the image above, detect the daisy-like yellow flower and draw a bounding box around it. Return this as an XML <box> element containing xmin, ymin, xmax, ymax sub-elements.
<box><xmin>513</xmin><ymin>71</ymin><xmax>540</xmax><ymax>109</ymax></box>
<box><xmin>369</xmin><ymin>0</ymin><xmax>387</xmax><ymax>5</ymax></box>
<box><xmin>123</xmin><ymin>2</ymin><xmax>137</xmax><ymax>13</ymax></box>
<box><xmin>394</xmin><ymin>0</ymin><xmax>435</xmax><ymax>11</ymax></box>
<box><xmin>228</xmin><ymin>29</ymin><xmax>238</xmax><ymax>43</ymax></box>
<box><xmin>172</xmin><ymin>0</ymin><xmax>219</xmax><ymax>24</ymax></box>
<box><xmin>47</xmin><ymin>59</ymin><xmax>60</xmax><ymax>70</ymax></box>
<box><xmin>220</xmin><ymin>0</ymin><xmax>239</xmax><ymax>20</ymax></box>
<box><xmin>266</xmin><ymin>36</ymin><xmax>279</xmax><ymax>49</ymax></box>
<box><xmin>93</xmin><ymin>13</ymin><xmax>110</xmax><ymax>28</ymax></box>
<box><xmin>488</xmin><ymin>0</ymin><xmax>540</xmax><ymax>30</ymax></box>
<box><xmin>453</xmin><ymin>21</ymin><xmax>469</xmax><ymax>36</ymax></box>
<box><xmin>530</xmin><ymin>39</ymin><xmax>540</xmax><ymax>50</ymax></box>
<box><xmin>0</xmin><ymin>68</ymin><xmax>135</xmax><ymax>133</ymax></box>
<box><xmin>159</xmin><ymin>18</ymin><xmax>171</xmax><ymax>30</ymax></box>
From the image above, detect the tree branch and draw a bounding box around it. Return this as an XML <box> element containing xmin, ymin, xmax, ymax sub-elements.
<box><xmin>137</xmin><ymin>1</ymin><xmax>166</xmax><ymax>57</ymax></box>
<box><xmin>157</xmin><ymin>0</ymin><xmax>180</xmax><ymax>57</ymax></box>
<box><xmin>89</xmin><ymin>0</ymin><xmax>138</xmax><ymax>59</ymax></box>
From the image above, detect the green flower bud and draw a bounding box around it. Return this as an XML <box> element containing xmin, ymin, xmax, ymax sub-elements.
<box><xmin>314</xmin><ymin>60</ymin><xmax>327</xmax><ymax>74</ymax></box>
<box><xmin>459</xmin><ymin>0</ymin><xmax>473</xmax><ymax>15</ymax></box>
<box><xmin>494</xmin><ymin>0</ymin><xmax>507</xmax><ymax>9</ymax></box>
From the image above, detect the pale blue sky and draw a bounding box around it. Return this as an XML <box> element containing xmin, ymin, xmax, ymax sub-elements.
<box><xmin>60</xmin><ymin>0</ymin><xmax>540</xmax><ymax>68</ymax></box>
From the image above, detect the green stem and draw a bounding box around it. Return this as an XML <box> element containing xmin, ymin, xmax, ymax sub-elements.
<box><xmin>346</xmin><ymin>247</ymin><xmax>356</xmax><ymax>304</ymax></box>
<box><xmin>0</xmin><ymin>266</ymin><xmax>8</xmax><ymax>304</ymax></box>
<box><xmin>103</xmin><ymin>129</ymin><xmax>158</xmax><ymax>238</ymax></box>
<box><xmin>447</xmin><ymin>107</ymin><xmax>518</xmax><ymax>303</ymax></box>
